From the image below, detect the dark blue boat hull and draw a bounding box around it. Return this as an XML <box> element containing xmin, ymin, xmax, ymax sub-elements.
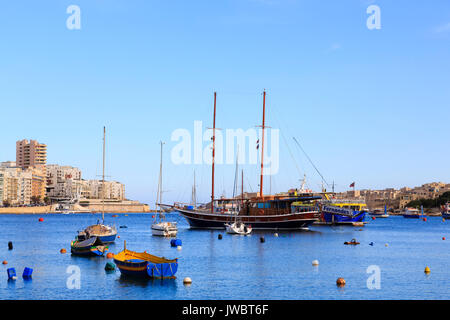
<box><xmin>97</xmin><ymin>234</ymin><xmax>117</xmax><ymax>243</ymax></box>
<box><xmin>322</xmin><ymin>211</ymin><xmax>366</xmax><ymax>224</ymax></box>
<box><xmin>402</xmin><ymin>214</ymin><xmax>424</xmax><ymax>219</ymax></box>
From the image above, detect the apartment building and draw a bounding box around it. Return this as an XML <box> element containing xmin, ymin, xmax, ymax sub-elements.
<box><xmin>16</xmin><ymin>139</ymin><xmax>47</xmax><ymax>169</ymax></box>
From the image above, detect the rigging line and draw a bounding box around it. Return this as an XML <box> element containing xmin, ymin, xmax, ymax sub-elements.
<box><xmin>292</xmin><ymin>137</ymin><xmax>329</xmax><ymax>187</ymax></box>
<box><xmin>271</xmin><ymin>105</ymin><xmax>304</xmax><ymax>181</ymax></box>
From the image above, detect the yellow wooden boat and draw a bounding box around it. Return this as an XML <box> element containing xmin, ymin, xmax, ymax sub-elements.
<box><xmin>113</xmin><ymin>241</ymin><xmax>178</xmax><ymax>278</ymax></box>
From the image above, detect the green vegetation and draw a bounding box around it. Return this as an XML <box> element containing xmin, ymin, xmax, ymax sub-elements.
<box><xmin>406</xmin><ymin>192</ymin><xmax>450</xmax><ymax>209</ymax></box>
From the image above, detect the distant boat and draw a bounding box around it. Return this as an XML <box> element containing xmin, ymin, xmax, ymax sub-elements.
<box><xmin>77</xmin><ymin>127</ymin><xmax>117</xmax><ymax>243</ymax></box>
<box><xmin>442</xmin><ymin>202</ymin><xmax>450</xmax><ymax>219</ymax></box>
<box><xmin>152</xmin><ymin>141</ymin><xmax>178</xmax><ymax>237</ymax></box>
<box><xmin>70</xmin><ymin>236</ymin><xmax>108</xmax><ymax>256</ymax></box>
<box><xmin>370</xmin><ymin>206</ymin><xmax>389</xmax><ymax>218</ymax></box>
<box><xmin>402</xmin><ymin>206</ymin><xmax>426</xmax><ymax>219</ymax></box>
<box><xmin>113</xmin><ymin>241</ymin><xmax>178</xmax><ymax>279</ymax></box>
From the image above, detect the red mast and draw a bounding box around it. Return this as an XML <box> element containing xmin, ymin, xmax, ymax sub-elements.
<box><xmin>211</xmin><ymin>92</ymin><xmax>217</xmax><ymax>213</ymax></box>
<box><xmin>259</xmin><ymin>90</ymin><xmax>266</xmax><ymax>199</ymax></box>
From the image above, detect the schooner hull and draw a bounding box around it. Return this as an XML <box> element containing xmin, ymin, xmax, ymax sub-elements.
<box><xmin>176</xmin><ymin>208</ymin><xmax>317</xmax><ymax>230</ymax></box>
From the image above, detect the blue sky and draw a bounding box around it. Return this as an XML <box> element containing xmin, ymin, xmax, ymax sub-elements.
<box><xmin>0</xmin><ymin>1</ymin><xmax>449</xmax><ymax>207</ymax></box>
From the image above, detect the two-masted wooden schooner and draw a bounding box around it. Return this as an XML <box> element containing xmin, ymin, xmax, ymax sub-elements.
<box><xmin>172</xmin><ymin>91</ymin><xmax>321</xmax><ymax>230</ymax></box>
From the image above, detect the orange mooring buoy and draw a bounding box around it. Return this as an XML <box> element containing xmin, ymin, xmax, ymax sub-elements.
<box><xmin>443</xmin><ymin>237</ymin><xmax>446</xmax><ymax>241</ymax></box>
<box><xmin>372</xmin><ymin>216</ymin><xmax>376</xmax><ymax>220</ymax></box>
<box><xmin>336</xmin><ymin>278</ymin><xmax>346</xmax><ymax>287</ymax></box>
<box><xmin>2</xmin><ymin>260</ymin><xmax>7</xmax><ymax>265</ymax></box>
<box><xmin>117</xmin><ymin>235</ymin><xmax>120</xmax><ymax>239</ymax></box>
<box><xmin>39</xmin><ymin>217</ymin><xmax>44</xmax><ymax>222</ymax></box>
<box><xmin>423</xmin><ymin>218</ymin><xmax>427</xmax><ymax>222</ymax></box>
<box><xmin>60</xmin><ymin>248</ymin><xmax>67</xmax><ymax>254</ymax></box>
<box><xmin>106</xmin><ymin>252</ymin><xmax>114</xmax><ymax>259</ymax></box>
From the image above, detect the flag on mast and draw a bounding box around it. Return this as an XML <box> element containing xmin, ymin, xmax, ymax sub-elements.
<box><xmin>349</xmin><ymin>182</ymin><xmax>355</xmax><ymax>188</ymax></box>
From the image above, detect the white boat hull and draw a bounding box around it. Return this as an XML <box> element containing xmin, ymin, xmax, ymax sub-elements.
<box><xmin>151</xmin><ymin>222</ymin><xmax>178</xmax><ymax>237</ymax></box>
<box><xmin>225</xmin><ymin>222</ymin><xmax>252</xmax><ymax>235</ymax></box>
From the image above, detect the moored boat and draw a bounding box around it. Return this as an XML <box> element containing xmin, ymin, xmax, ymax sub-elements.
<box><xmin>77</xmin><ymin>127</ymin><xmax>117</xmax><ymax>243</ymax></box>
<box><xmin>77</xmin><ymin>222</ymin><xmax>117</xmax><ymax>243</ymax></box>
<box><xmin>402</xmin><ymin>206</ymin><xmax>425</xmax><ymax>218</ymax></box>
<box><xmin>318</xmin><ymin>197</ymin><xmax>367</xmax><ymax>225</ymax></box>
<box><xmin>113</xmin><ymin>242</ymin><xmax>178</xmax><ymax>279</ymax></box>
<box><xmin>151</xmin><ymin>222</ymin><xmax>178</xmax><ymax>237</ymax></box>
<box><xmin>70</xmin><ymin>236</ymin><xmax>108</xmax><ymax>256</ymax></box>
<box><xmin>153</xmin><ymin>141</ymin><xmax>178</xmax><ymax>237</ymax></box>
<box><xmin>176</xmin><ymin>195</ymin><xmax>321</xmax><ymax>230</ymax></box>
<box><xmin>370</xmin><ymin>206</ymin><xmax>390</xmax><ymax>218</ymax></box>
<box><xmin>225</xmin><ymin>221</ymin><xmax>252</xmax><ymax>235</ymax></box>
<box><xmin>175</xmin><ymin>91</ymin><xmax>320</xmax><ymax>230</ymax></box>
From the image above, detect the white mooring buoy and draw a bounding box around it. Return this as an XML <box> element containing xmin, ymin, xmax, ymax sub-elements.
<box><xmin>183</xmin><ymin>277</ymin><xmax>192</xmax><ymax>285</ymax></box>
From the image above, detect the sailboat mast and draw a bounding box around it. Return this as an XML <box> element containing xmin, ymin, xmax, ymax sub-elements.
<box><xmin>241</xmin><ymin>170</ymin><xmax>244</xmax><ymax>209</ymax></box>
<box><xmin>158</xmin><ymin>141</ymin><xmax>164</xmax><ymax>222</ymax></box>
<box><xmin>259</xmin><ymin>90</ymin><xmax>266</xmax><ymax>199</ymax></box>
<box><xmin>211</xmin><ymin>92</ymin><xmax>217</xmax><ymax>213</ymax></box>
<box><xmin>192</xmin><ymin>170</ymin><xmax>197</xmax><ymax>208</ymax></box>
<box><xmin>102</xmin><ymin>126</ymin><xmax>106</xmax><ymax>222</ymax></box>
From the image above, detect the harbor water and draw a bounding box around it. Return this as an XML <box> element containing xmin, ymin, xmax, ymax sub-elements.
<box><xmin>0</xmin><ymin>213</ymin><xmax>448</xmax><ymax>300</ymax></box>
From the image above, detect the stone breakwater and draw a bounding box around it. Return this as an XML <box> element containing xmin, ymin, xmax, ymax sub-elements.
<box><xmin>0</xmin><ymin>201</ymin><xmax>150</xmax><ymax>214</ymax></box>
<box><xmin>0</xmin><ymin>205</ymin><xmax>53</xmax><ymax>214</ymax></box>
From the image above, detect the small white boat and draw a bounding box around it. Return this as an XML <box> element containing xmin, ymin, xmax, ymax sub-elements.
<box><xmin>225</xmin><ymin>221</ymin><xmax>252</xmax><ymax>235</ymax></box>
<box><xmin>370</xmin><ymin>207</ymin><xmax>389</xmax><ymax>218</ymax></box>
<box><xmin>152</xmin><ymin>141</ymin><xmax>178</xmax><ymax>237</ymax></box>
<box><xmin>151</xmin><ymin>221</ymin><xmax>178</xmax><ymax>237</ymax></box>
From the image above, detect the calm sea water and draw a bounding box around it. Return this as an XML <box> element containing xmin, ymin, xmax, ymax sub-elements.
<box><xmin>0</xmin><ymin>213</ymin><xmax>448</xmax><ymax>300</ymax></box>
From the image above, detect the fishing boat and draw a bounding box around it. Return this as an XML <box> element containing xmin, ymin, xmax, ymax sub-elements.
<box><xmin>70</xmin><ymin>236</ymin><xmax>108</xmax><ymax>256</ymax></box>
<box><xmin>152</xmin><ymin>141</ymin><xmax>178</xmax><ymax>237</ymax></box>
<box><xmin>441</xmin><ymin>202</ymin><xmax>450</xmax><ymax>219</ymax></box>
<box><xmin>370</xmin><ymin>206</ymin><xmax>390</xmax><ymax>218</ymax></box>
<box><xmin>113</xmin><ymin>241</ymin><xmax>178</xmax><ymax>279</ymax></box>
<box><xmin>76</xmin><ymin>127</ymin><xmax>117</xmax><ymax>243</ymax></box>
<box><xmin>318</xmin><ymin>196</ymin><xmax>367</xmax><ymax>225</ymax></box>
<box><xmin>402</xmin><ymin>206</ymin><xmax>425</xmax><ymax>218</ymax></box>
<box><xmin>175</xmin><ymin>91</ymin><xmax>320</xmax><ymax>230</ymax></box>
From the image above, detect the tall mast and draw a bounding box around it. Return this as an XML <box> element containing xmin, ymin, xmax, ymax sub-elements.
<box><xmin>241</xmin><ymin>170</ymin><xmax>244</xmax><ymax>208</ymax></box>
<box><xmin>211</xmin><ymin>92</ymin><xmax>217</xmax><ymax>213</ymax></box>
<box><xmin>192</xmin><ymin>170</ymin><xmax>197</xmax><ymax>208</ymax></box>
<box><xmin>102</xmin><ymin>126</ymin><xmax>105</xmax><ymax>222</ymax></box>
<box><xmin>259</xmin><ymin>90</ymin><xmax>266</xmax><ymax>199</ymax></box>
<box><xmin>158</xmin><ymin>141</ymin><xmax>165</xmax><ymax>222</ymax></box>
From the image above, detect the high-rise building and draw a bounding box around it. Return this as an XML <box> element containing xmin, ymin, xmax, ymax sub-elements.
<box><xmin>16</xmin><ymin>139</ymin><xmax>47</xmax><ymax>169</ymax></box>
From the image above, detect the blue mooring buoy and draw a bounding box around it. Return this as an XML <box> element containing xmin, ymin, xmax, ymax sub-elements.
<box><xmin>22</xmin><ymin>267</ymin><xmax>33</xmax><ymax>279</ymax></box>
<box><xmin>7</xmin><ymin>268</ymin><xmax>16</xmax><ymax>280</ymax></box>
<box><xmin>170</xmin><ymin>239</ymin><xmax>182</xmax><ymax>247</ymax></box>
